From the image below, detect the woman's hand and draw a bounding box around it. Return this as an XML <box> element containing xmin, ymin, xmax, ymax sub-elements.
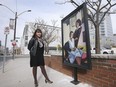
<box><xmin>74</xmin><ymin>37</ymin><xmax>78</xmax><ymax>40</ymax></box>
<box><xmin>72</xmin><ymin>47</ymin><xmax>76</xmax><ymax>51</ymax></box>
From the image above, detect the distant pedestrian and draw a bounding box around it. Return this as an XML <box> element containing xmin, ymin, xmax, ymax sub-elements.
<box><xmin>28</xmin><ymin>29</ymin><xmax>53</xmax><ymax>87</ymax></box>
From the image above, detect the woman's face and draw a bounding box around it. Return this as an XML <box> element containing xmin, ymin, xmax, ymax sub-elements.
<box><xmin>76</xmin><ymin>22</ymin><xmax>79</xmax><ymax>28</ymax></box>
<box><xmin>36</xmin><ymin>31</ymin><xmax>41</xmax><ymax>38</ymax></box>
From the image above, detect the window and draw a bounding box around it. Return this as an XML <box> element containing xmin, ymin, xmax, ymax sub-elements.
<box><xmin>25</xmin><ymin>42</ymin><xmax>28</xmax><ymax>47</ymax></box>
<box><xmin>25</xmin><ymin>36</ymin><xmax>28</xmax><ymax>40</ymax></box>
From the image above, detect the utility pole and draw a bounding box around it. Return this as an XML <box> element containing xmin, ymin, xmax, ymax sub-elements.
<box><xmin>12</xmin><ymin>12</ymin><xmax>17</xmax><ymax>59</ymax></box>
<box><xmin>3</xmin><ymin>27</ymin><xmax>9</xmax><ymax>73</ymax></box>
<box><xmin>0</xmin><ymin>4</ymin><xmax>31</xmax><ymax>59</ymax></box>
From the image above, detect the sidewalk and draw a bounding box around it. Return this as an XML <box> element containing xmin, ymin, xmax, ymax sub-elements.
<box><xmin>0</xmin><ymin>58</ymin><xmax>92</xmax><ymax>87</ymax></box>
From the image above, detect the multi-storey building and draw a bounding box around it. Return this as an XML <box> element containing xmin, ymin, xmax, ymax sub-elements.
<box><xmin>112</xmin><ymin>34</ymin><xmax>116</xmax><ymax>46</ymax></box>
<box><xmin>89</xmin><ymin>13</ymin><xmax>114</xmax><ymax>48</ymax></box>
<box><xmin>99</xmin><ymin>13</ymin><xmax>113</xmax><ymax>37</ymax></box>
<box><xmin>20</xmin><ymin>23</ymin><xmax>30</xmax><ymax>54</ymax></box>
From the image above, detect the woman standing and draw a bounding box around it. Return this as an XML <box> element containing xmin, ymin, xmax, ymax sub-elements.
<box><xmin>28</xmin><ymin>29</ymin><xmax>53</xmax><ymax>87</ymax></box>
<box><xmin>73</xmin><ymin>19</ymin><xmax>82</xmax><ymax>48</ymax></box>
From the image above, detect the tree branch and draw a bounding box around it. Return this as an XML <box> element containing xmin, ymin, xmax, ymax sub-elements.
<box><xmin>107</xmin><ymin>0</ymin><xmax>111</xmax><ymax>6</ymax></box>
<box><xmin>100</xmin><ymin>2</ymin><xmax>109</xmax><ymax>11</ymax></box>
<box><xmin>86</xmin><ymin>0</ymin><xmax>97</xmax><ymax>12</ymax></box>
<box><xmin>88</xmin><ymin>8</ymin><xmax>95</xmax><ymax>19</ymax></box>
<box><xmin>99</xmin><ymin>8</ymin><xmax>110</xmax><ymax>25</ymax></box>
<box><xmin>99</xmin><ymin>2</ymin><xmax>116</xmax><ymax>25</ymax></box>
<box><xmin>98</xmin><ymin>0</ymin><xmax>102</xmax><ymax>9</ymax></box>
<box><xmin>70</xmin><ymin>0</ymin><xmax>79</xmax><ymax>6</ymax></box>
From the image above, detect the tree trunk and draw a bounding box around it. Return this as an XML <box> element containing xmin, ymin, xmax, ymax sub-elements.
<box><xmin>45</xmin><ymin>44</ymin><xmax>49</xmax><ymax>54</ymax></box>
<box><xmin>95</xmin><ymin>25</ymin><xmax>100</xmax><ymax>54</ymax></box>
<box><xmin>46</xmin><ymin>44</ymin><xmax>49</xmax><ymax>54</ymax></box>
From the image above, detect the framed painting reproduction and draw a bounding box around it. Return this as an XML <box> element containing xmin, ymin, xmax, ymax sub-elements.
<box><xmin>61</xmin><ymin>3</ymin><xmax>91</xmax><ymax>69</ymax></box>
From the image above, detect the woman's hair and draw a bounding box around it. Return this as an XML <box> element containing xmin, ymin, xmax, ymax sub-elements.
<box><xmin>32</xmin><ymin>29</ymin><xmax>42</xmax><ymax>38</ymax></box>
<box><xmin>69</xmin><ymin>31</ymin><xmax>73</xmax><ymax>37</ymax></box>
<box><xmin>76</xmin><ymin>19</ymin><xmax>81</xmax><ymax>27</ymax></box>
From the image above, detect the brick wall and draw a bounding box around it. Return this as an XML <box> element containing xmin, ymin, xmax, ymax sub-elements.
<box><xmin>45</xmin><ymin>55</ymin><xmax>116</xmax><ymax>87</ymax></box>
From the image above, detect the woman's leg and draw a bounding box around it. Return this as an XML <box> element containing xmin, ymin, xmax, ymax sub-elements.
<box><xmin>68</xmin><ymin>52</ymin><xmax>75</xmax><ymax>63</ymax></box>
<box><xmin>32</xmin><ymin>67</ymin><xmax>38</xmax><ymax>85</ymax></box>
<box><xmin>40</xmin><ymin>66</ymin><xmax>53</xmax><ymax>83</ymax></box>
<box><xmin>76</xmin><ymin>57</ymin><xmax>81</xmax><ymax>65</ymax></box>
<box><xmin>75</xmin><ymin>49</ymin><xmax>82</xmax><ymax>65</ymax></box>
<box><xmin>40</xmin><ymin>66</ymin><xmax>49</xmax><ymax>80</ymax></box>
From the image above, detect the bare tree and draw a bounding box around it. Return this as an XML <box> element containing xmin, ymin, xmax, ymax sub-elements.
<box><xmin>29</xmin><ymin>18</ymin><xmax>59</xmax><ymax>54</ymax></box>
<box><xmin>57</xmin><ymin>0</ymin><xmax>116</xmax><ymax>53</ymax></box>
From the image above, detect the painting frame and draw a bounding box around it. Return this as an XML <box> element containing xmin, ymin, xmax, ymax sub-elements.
<box><xmin>61</xmin><ymin>3</ymin><xmax>91</xmax><ymax>69</ymax></box>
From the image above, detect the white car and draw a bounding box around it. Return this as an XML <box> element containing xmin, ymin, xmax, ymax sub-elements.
<box><xmin>91</xmin><ymin>48</ymin><xmax>114</xmax><ymax>54</ymax></box>
<box><xmin>111</xmin><ymin>48</ymin><xmax>116</xmax><ymax>54</ymax></box>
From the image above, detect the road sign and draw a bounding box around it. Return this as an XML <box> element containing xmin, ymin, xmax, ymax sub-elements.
<box><xmin>12</xmin><ymin>40</ymin><xmax>16</xmax><ymax>46</ymax></box>
<box><xmin>4</xmin><ymin>27</ymin><xmax>10</xmax><ymax>35</ymax></box>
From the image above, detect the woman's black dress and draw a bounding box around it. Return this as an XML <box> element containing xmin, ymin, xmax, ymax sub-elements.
<box><xmin>30</xmin><ymin>42</ymin><xmax>45</xmax><ymax>67</ymax></box>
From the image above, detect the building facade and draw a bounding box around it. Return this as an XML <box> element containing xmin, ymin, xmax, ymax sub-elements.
<box><xmin>89</xmin><ymin>13</ymin><xmax>114</xmax><ymax>49</ymax></box>
<box><xmin>112</xmin><ymin>34</ymin><xmax>116</xmax><ymax>47</ymax></box>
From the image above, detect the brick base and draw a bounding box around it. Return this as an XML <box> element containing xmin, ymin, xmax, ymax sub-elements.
<box><xmin>45</xmin><ymin>55</ymin><xmax>116</xmax><ymax>87</ymax></box>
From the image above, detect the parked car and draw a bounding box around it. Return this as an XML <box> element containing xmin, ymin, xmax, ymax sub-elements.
<box><xmin>111</xmin><ymin>48</ymin><xmax>116</xmax><ymax>54</ymax></box>
<box><xmin>91</xmin><ymin>47</ymin><xmax>114</xmax><ymax>54</ymax></box>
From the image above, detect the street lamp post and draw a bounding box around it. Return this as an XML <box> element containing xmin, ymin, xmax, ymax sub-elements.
<box><xmin>12</xmin><ymin>12</ymin><xmax>18</xmax><ymax>59</ymax></box>
<box><xmin>0</xmin><ymin>4</ymin><xmax>31</xmax><ymax>59</ymax></box>
<box><xmin>14</xmin><ymin>12</ymin><xmax>17</xmax><ymax>41</ymax></box>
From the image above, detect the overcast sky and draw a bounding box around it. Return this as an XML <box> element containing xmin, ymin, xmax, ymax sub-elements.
<box><xmin>0</xmin><ymin>0</ymin><xmax>116</xmax><ymax>49</ymax></box>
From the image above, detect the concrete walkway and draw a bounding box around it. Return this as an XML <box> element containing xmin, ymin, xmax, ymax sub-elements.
<box><xmin>0</xmin><ymin>58</ymin><xmax>93</xmax><ymax>87</ymax></box>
